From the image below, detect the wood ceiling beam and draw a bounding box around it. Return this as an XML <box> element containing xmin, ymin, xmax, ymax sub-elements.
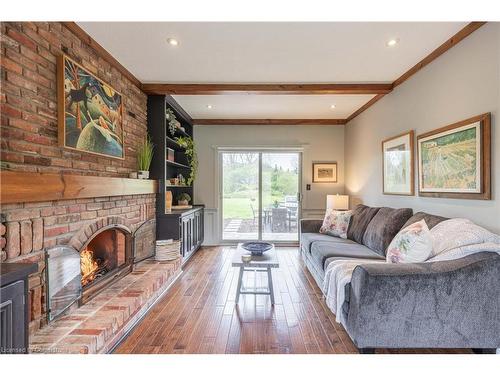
<box><xmin>345</xmin><ymin>94</ymin><xmax>386</xmax><ymax>122</ymax></box>
<box><xmin>192</xmin><ymin>119</ymin><xmax>347</xmax><ymax>126</ymax></box>
<box><xmin>392</xmin><ymin>22</ymin><xmax>486</xmax><ymax>88</ymax></box>
<box><xmin>345</xmin><ymin>22</ymin><xmax>487</xmax><ymax>123</ymax></box>
<box><xmin>66</xmin><ymin>21</ymin><xmax>486</xmax><ymax>126</ymax></box>
<box><xmin>141</xmin><ymin>83</ymin><xmax>393</xmax><ymax>95</ymax></box>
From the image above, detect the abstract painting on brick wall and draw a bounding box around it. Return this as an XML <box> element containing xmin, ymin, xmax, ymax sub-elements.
<box><xmin>57</xmin><ymin>54</ymin><xmax>124</xmax><ymax>159</ymax></box>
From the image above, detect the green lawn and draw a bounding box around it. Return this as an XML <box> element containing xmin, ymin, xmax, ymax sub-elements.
<box><xmin>223</xmin><ymin>195</ymin><xmax>284</xmax><ymax>219</ymax></box>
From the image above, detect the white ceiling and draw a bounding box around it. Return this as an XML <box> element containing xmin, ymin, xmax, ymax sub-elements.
<box><xmin>172</xmin><ymin>94</ymin><xmax>375</xmax><ymax>119</ymax></box>
<box><xmin>78</xmin><ymin>22</ymin><xmax>466</xmax><ymax>120</ymax></box>
<box><xmin>78</xmin><ymin>22</ymin><xmax>465</xmax><ymax>83</ymax></box>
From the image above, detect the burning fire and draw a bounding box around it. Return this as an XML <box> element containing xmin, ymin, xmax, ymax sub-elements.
<box><xmin>81</xmin><ymin>248</ymin><xmax>99</xmax><ymax>287</ymax></box>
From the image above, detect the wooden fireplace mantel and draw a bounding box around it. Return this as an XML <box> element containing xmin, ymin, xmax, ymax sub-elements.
<box><xmin>0</xmin><ymin>171</ymin><xmax>158</xmax><ymax>204</ymax></box>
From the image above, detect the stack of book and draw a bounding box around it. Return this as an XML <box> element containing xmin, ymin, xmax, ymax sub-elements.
<box><xmin>155</xmin><ymin>239</ymin><xmax>180</xmax><ymax>261</ymax></box>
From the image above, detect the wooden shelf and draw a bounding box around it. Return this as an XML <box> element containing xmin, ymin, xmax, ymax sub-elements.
<box><xmin>0</xmin><ymin>171</ymin><xmax>158</xmax><ymax>204</ymax></box>
<box><xmin>166</xmin><ymin>123</ymin><xmax>191</xmax><ymax>139</ymax></box>
<box><xmin>166</xmin><ymin>136</ymin><xmax>185</xmax><ymax>151</ymax></box>
<box><xmin>166</xmin><ymin>160</ymin><xmax>190</xmax><ymax>169</ymax></box>
<box><xmin>176</xmin><ymin>128</ymin><xmax>190</xmax><ymax>138</ymax></box>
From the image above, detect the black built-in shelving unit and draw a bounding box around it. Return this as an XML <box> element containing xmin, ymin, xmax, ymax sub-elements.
<box><xmin>147</xmin><ymin>95</ymin><xmax>204</xmax><ymax>263</ymax></box>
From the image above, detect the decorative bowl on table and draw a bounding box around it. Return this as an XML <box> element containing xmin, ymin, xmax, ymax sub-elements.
<box><xmin>241</xmin><ymin>241</ymin><xmax>273</xmax><ymax>256</ymax></box>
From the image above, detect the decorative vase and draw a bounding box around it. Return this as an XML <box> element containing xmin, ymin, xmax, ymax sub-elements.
<box><xmin>178</xmin><ymin>199</ymin><xmax>188</xmax><ymax>206</ymax></box>
<box><xmin>138</xmin><ymin>170</ymin><xmax>149</xmax><ymax>179</ymax></box>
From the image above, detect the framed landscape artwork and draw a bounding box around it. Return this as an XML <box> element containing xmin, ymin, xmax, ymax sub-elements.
<box><xmin>417</xmin><ymin>113</ymin><xmax>491</xmax><ymax>200</ymax></box>
<box><xmin>312</xmin><ymin>162</ymin><xmax>337</xmax><ymax>183</ymax></box>
<box><xmin>382</xmin><ymin>131</ymin><xmax>414</xmax><ymax>195</ymax></box>
<box><xmin>57</xmin><ymin>54</ymin><xmax>124</xmax><ymax>159</ymax></box>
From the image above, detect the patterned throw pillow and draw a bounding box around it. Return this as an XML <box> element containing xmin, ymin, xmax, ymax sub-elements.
<box><xmin>319</xmin><ymin>209</ymin><xmax>353</xmax><ymax>239</ymax></box>
<box><xmin>386</xmin><ymin>219</ymin><xmax>432</xmax><ymax>263</ymax></box>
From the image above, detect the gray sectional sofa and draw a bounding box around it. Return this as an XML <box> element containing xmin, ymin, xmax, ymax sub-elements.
<box><xmin>300</xmin><ymin>204</ymin><xmax>500</xmax><ymax>353</ymax></box>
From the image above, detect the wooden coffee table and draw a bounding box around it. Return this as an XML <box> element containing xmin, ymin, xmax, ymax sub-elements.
<box><xmin>231</xmin><ymin>243</ymin><xmax>279</xmax><ymax>305</ymax></box>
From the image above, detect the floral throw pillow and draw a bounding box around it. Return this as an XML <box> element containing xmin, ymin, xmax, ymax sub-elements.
<box><xmin>319</xmin><ymin>209</ymin><xmax>353</xmax><ymax>239</ymax></box>
<box><xmin>386</xmin><ymin>219</ymin><xmax>432</xmax><ymax>263</ymax></box>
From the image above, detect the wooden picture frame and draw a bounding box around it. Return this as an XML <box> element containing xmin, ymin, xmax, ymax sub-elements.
<box><xmin>382</xmin><ymin>130</ymin><xmax>414</xmax><ymax>196</ymax></box>
<box><xmin>57</xmin><ymin>54</ymin><xmax>125</xmax><ymax>159</ymax></box>
<box><xmin>417</xmin><ymin>113</ymin><xmax>491</xmax><ymax>200</ymax></box>
<box><xmin>312</xmin><ymin>162</ymin><xmax>338</xmax><ymax>183</ymax></box>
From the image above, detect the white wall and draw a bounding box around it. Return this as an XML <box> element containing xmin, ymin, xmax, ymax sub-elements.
<box><xmin>345</xmin><ymin>23</ymin><xmax>500</xmax><ymax>233</ymax></box>
<box><xmin>194</xmin><ymin>125</ymin><xmax>345</xmax><ymax>244</ymax></box>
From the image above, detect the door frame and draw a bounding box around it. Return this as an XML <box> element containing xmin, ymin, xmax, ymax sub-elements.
<box><xmin>217</xmin><ymin>147</ymin><xmax>303</xmax><ymax>245</ymax></box>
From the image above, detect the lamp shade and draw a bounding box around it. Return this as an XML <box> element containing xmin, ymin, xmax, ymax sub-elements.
<box><xmin>326</xmin><ymin>194</ymin><xmax>349</xmax><ymax>210</ymax></box>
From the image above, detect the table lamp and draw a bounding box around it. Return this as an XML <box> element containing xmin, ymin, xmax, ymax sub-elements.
<box><xmin>326</xmin><ymin>194</ymin><xmax>349</xmax><ymax>211</ymax></box>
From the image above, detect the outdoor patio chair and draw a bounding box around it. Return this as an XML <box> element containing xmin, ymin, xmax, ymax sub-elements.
<box><xmin>272</xmin><ymin>208</ymin><xmax>288</xmax><ymax>232</ymax></box>
<box><xmin>250</xmin><ymin>203</ymin><xmax>265</xmax><ymax>225</ymax></box>
<box><xmin>287</xmin><ymin>206</ymin><xmax>298</xmax><ymax>230</ymax></box>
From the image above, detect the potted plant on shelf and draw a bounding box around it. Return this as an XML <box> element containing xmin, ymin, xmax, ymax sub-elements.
<box><xmin>166</xmin><ymin>108</ymin><xmax>180</xmax><ymax>137</ymax></box>
<box><xmin>175</xmin><ymin>136</ymin><xmax>198</xmax><ymax>186</ymax></box>
<box><xmin>137</xmin><ymin>135</ymin><xmax>154</xmax><ymax>179</ymax></box>
<box><xmin>177</xmin><ymin>193</ymin><xmax>191</xmax><ymax>206</ymax></box>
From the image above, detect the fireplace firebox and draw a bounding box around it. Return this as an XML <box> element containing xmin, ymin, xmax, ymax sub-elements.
<box><xmin>46</xmin><ymin>217</ymin><xmax>157</xmax><ymax>322</ymax></box>
<box><xmin>79</xmin><ymin>226</ymin><xmax>133</xmax><ymax>304</ymax></box>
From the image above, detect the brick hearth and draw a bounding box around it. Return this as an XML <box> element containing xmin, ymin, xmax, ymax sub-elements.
<box><xmin>30</xmin><ymin>258</ymin><xmax>181</xmax><ymax>354</ymax></box>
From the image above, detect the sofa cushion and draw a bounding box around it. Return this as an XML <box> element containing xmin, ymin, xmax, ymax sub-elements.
<box><xmin>303</xmin><ymin>250</ymin><xmax>327</xmax><ymax>286</ymax></box>
<box><xmin>362</xmin><ymin>207</ymin><xmax>413</xmax><ymax>256</ymax></box>
<box><xmin>403</xmin><ymin>211</ymin><xmax>448</xmax><ymax>230</ymax></box>
<box><xmin>347</xmin><ymin>205</ymin><xmax>381</xmax><ymax>243</ymax></box>
<box><xmin>310</xmin><ymin>241</ymin><xmax>384</xmax><ymax>270</ymax></box>
<box><xmin>301</xmin><ymin>233</ymin><xmax>351</xmax><ymax>253</ymax></box>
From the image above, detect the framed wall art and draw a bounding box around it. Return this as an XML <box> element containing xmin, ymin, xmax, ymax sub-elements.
<box><xmin>312</xmin><ymin>162</ymin><xmax>338</xmax><ymax>183</ymax></box>
<box><xmin>417</xmin><ymin>113</ymin><xmax>491</xmax><ymax>199</ymax></box>
<box><xmin>382</xmin><ymin>130</ymin><xmax>414</xmax><ymax>195</ymax></box>
<box><xmin>58</xmin><ymin>54</ymin><xmax>124</xmax><ymax>159</ymax></box>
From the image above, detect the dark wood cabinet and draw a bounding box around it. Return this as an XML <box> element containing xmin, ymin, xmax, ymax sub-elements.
<box><xmin>147</xmin><ymin>95</ymin><xmax>204</xmax><ymax>263</ymax></box>
<box><xmin>157</xmin><ymin>206</ymin><xmax>204</xmax><ymax>262</ymax></box>
<box><xmin>0</xmin><ymin>263</ymin><xmax>37</xmax><ymax>354</ymax></box>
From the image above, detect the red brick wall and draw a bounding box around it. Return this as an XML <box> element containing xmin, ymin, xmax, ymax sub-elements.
<box><xmin>0</xmin><ymin>22</ymin><xmax>156</xmax><ymax>334</ymax></box>
<box><xmin>1</xmin><ymin>22</ymin><xmax>147</xmax><ymax>175</ymax></box>
<box><xmin>0</xmin><ymin>195</ymin><xmax>155</xmax><ymax>333</ymax></box>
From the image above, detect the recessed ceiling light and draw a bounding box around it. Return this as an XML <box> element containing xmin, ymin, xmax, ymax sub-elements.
<box><xmin>206</xmin><ymin>105</ymin><xmax>213</xmax><ymax>109</ymax></box>
<box><xmin>386</xmin><ymin>38</ymin><xmax>399</xmax><ymax>47</ymax></box>
<box><xmin>330</xmin><ymin>104</ymin><xmax>336</xmax><ymax>109</ymax></box>
<box><xmin>167</xmin><ymin>38</ymin><xmax>179</xmax><ymax>46</ymax></box>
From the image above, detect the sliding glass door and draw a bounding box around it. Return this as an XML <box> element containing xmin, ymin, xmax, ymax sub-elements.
<box><xmin>221</xmin><ymin>152</ymin><xmax>259</xmax><ymax>240</ymax></box>
<box><xmin>261</xmin><ymin>153</ymin><xmax>300</xmax><ymax>241</ymax></box>
<box><xmin>221</xmin><ymin>151</ymin><xmax>301</xmax><ymax>242</ymax></box>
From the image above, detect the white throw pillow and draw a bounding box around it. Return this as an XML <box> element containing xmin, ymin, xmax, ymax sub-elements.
<box><xmin>430</xmin><ymin>218</ymin><xmax>500</xmax><ymax>261</ymax></box>
<box><xmin>319</xmin><ymin>209</ymin><xmax>353</xmax><ymax>239</ymax></box>
<box><xmin>386</xmin><ymin>219</ymin><xmax>433</xmax><ymax>263</ymax></box>
<box><xmin>430</xmin><ymin>218</ymin><xmax>500</xmax><ymax>258</ymax></box>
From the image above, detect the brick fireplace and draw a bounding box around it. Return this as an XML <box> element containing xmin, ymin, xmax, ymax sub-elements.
<box><xmin>0</xmin><ymin>21</ymin><xmax>159</xmax><ymax>337</ymax></box>
<box><xmin>1</xmin><ymin>195</ymin><xmax>156</xmax><ymax>333</ymax></box>
<box><xmin>0</xmin><ymin>21</ymin><xmax>186</xmax><ymax>353</ymax></box>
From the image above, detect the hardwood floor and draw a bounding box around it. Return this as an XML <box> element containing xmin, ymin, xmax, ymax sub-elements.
<box><xmin>115</xmin><ymin>246</ymin><xmax>470</xmax><ymax>354</ymax></box>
